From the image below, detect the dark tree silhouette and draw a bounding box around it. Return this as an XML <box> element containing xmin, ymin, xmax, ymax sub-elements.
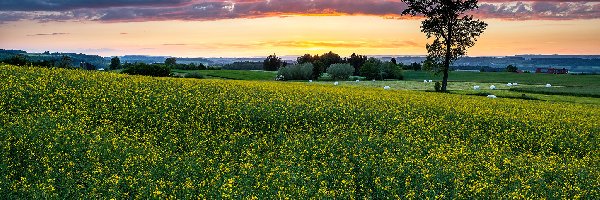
<box><xmin>59</xmin><ymin>55</ymin><xmax>72</xmax><ymax>68</ymax></box>
<box><xmin>402</xmin><ymin>0</ymin><xmax>487</xmax><ymax>92</ymax></box>
<box><xmin>347</xmin><ymin>53</ymin><xmax>368</xmax><ymax>75</ymax></box>
<box><xmin>165</xmin><ymin>57</ymin><xmax>177</xmax><ymax>66</ymax></box>
<box><xmin>263</xmin><ymin>54</ymin><xmax>282</xmax><ymax>71</ymax></box>
<box><xmin>297</xmin><ymin>54</ymin><xmax>314</xmax><ymax>64</ymax></box>
<box><xmin>110</xmin><ymin>56</ymin><xmax>120</xmax><ymax>70</ymax></box>
<box><xmin>506</xmin><ymin>64</ymin><xmax>518</xmax><ymax>72</ymax></box>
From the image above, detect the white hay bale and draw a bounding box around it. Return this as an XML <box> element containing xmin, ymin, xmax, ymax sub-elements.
<box><xmin>546</xmin><ymin>84</ymin><xmax>552</xmax><ymax>88</ymax></box>
<box><xmin>384</xmin><ymin>86</ymin><xmax>391</xmax><ymax>90</ymax></box>
<box><xmin>356</xmin><ymin>80</ymin><xmax>360</xmax><ymax>82</ymax></box>
<box><xmin>424</xmin><ymin>80</ymin><xmax>428</xmax><ymax>83</ymax></box>
<box><xmin>513</xmin><ymin>83</ymin><xmax>518</xmax><ymax>86</ymax></box>
<box><xmin>474</xmin><ymin>86</ymin><xmax>480</xmax><ymax>90</ymax></box>
<box><xmin>428</xmin><ymin>80</ymin><xmax>433</xmax><ymax>83</ymax></box>
<box><xmin>507</xmin><ymin>83</ymin><xmax>513</xmax><ymax>87</ymax></box>
<box><xmin>490</xmin><ymin>85</ymin><xmax>496</xmax><ymax>90</ymax></box>
<box><xmin>487</xmin><ymin>95</ymin><xmax>497</xmax><ymax>98</ymax></box>
<box><xmin>309</xmin><ymin>80</ymin><xmax>313</xmax><ymax>82</ymax></box>
<box><xmin>334</xmin><ymin>82</ymin><xmax>339</xmax><ymax>86</ymax></box>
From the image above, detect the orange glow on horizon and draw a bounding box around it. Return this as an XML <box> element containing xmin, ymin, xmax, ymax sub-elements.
<box><xmin>0</xmin><ymin>16</ymin><xmax>599</xmax><ymax>57</ymax></box>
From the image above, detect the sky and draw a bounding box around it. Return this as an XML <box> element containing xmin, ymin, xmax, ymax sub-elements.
<box><xmin>0</xmin><ymin>0</ymin><xmax>599</xmax><ymax>57</ymax></box>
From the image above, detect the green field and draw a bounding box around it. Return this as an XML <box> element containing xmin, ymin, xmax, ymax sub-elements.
<box><xmin>1</xmin><ymin>65</ymin><xmax>599</xmax><ymax>198</ymax></box>
<box><xmin>173</xmin><ymin>69</ymin><xmax>277</xmax><ymax>80</ymax></box>
<box><xmin>403</xmin><ymin>71</ymin><xmax>600</xmax><ymax>87</ymax></box>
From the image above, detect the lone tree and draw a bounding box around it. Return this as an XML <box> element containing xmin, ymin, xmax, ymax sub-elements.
<box><xmin>506</xmin><ymin>64</ymin><xmax>518</xmax><ymax>72</ymax></box>
<box><xmin>165</xmin><ymin>57</ymin><xmax>177</xmax><ymax>66</ymax></box>
<box><xmin>263</xmin><ymin>54</ymin><xmax>283</xmax><ymax>71</ymax></box>
<box><xmin>402</xmin><ymin>0</ymin><xmax>487</xmax><ymax>92</ymax></box>
<box><xmin>110</xmin><ymin>56</ymin><xmax>120</xmax><ymax>70</ymax></box>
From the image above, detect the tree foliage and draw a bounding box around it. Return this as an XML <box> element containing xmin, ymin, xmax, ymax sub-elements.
<box><xmin>277</xmin><ymin>63</ymin><xmax>313</xmax><ymax>80</ymax></box>
<box><xmin>347</xmin><ymin>53</ymin><xmax>368</xmax><ymax>76</ymax></box>
<box><xmin>165</xmin><ymin>57</ymin><xmax>177</xmax><ymax>66</ymax></box>
<box><xmin>122</xmin><ymin>63</ymin><xmax>171</xmax><ymax>77</ymax></box>
<box><xmin>263</xmin><ymin>54</ymin><xmax>283</xmax><ymax>71</ymax></box>
<box><xmin>360</xmin><ymin>58</ymin><xmax>384</xmax><ymax>80</ymax></box>
<box><xmin>58</xmin><ymin>55</ymin><xmax>72</xmax><ymax>69</ymax></box>
<box><xmin>110</xmin><ymin>56</ymin><xmax>121</xmax><ymax>70</ymax></box>
<box><xmin>326</xmin><ymin>63</ymin><xmax>355</xmax><ymax>80</ymax></box>
<box><xmin>402</xmin><ymin>0</ymin><xmax>487</xmax><ymax>92</ymax></box>
<box><xmin>506</xmin><ymin>64</ymin><xmax>518</xmax><ymax>72</ymax></box>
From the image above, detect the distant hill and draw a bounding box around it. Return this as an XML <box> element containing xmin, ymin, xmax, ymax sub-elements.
<box><xmin>2</xmin><ymin>49</ymin><xmax>599</xmax><ymax>73</ymax></box>
<box><xmin>388</xmin><ymin>55</ymin><xmax>600</xmax><ymax>73</ymax></box>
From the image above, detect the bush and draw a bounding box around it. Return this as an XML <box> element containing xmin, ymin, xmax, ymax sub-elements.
<box><xmin>185</xmin><ymin>72</ymin><xmax>204</xmax><ymax>79</ymax></box>
<box><xmin>506</xmin><ymin>64</ymin><xmax>518</xmax><ymax>72</ymax></box>
<box><xmin>277</xmin><ymin>63</ymin><xmax>313</xmax><ymax>80</ymax></box>
<box><xmin>122</xmin><ymin>63</ymin><xmax>171</xmax><ymax>77</ymax></box>
<box><xmin>434</xmin><ymin>81</ymin><xmax>442</xmax><ymax>92</ymax></box>
<box><xmin>326</xmin><ymin>63</ymin><xmax>354</xmax><ymax>80</ymax></box>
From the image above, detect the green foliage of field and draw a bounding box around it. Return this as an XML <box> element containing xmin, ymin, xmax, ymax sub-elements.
<box><xmin>173</xmin><ymin>69</ymin><xmax>277</xmax><ymax>80</ymax></box>
<box><xmin>510</xmin><ymin>86</ymin><xmax>600</xmax><ymax>98</ymax></box>
<box><xmin>1</xmin><ymin>65</ymin><xmax>599</xmax><ymax>198</ymax></box>
<box><xmin>404</xmin><ymin>71</ymin><xmax>600</xmax><ymax>87</ymax></box>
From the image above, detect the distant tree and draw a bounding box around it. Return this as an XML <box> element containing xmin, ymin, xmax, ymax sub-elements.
<box><xmin>58</xmin><ymin>55</ymin><xmax>72</xmax><ymax>68</ymax></box>
<box><xmin>263</xmin><ymin>54</ymin><xmax>283</xmax><ymax>71</ymax></box>
<box><xmin>122</xmin><ymin>63</ymin><xmax>171</xmax><ymax>77</ymax></box>
<box><xmin>347</xmin><ymin>53</ymin><xmax>368</xmax><ymax>75</ymax></box>
<box><xmin>319</xmin><ymin>51</ymin><xmax>343</xmax><ymax>70</ymax></box>
<box><xmin>360</xmin><ymin>57</ymin><xmax>384</xmax><ymax>80</ymax></box>
<box><xmin>80</xmin><ymin>62</ymin><xmax>96</xmax><ymax>70</ymax></box>
<box><xmin>297</xmin><ymin>54</ymin><xmax>314</xmax><ymax>64</ymax></box>
<box><xmin>165</xmin><ymin>57</ymin><xmax>177</xmax><ymax>66</ymax></box>
<box><xmin>110</xmin><ymin>56</ymin><xmax>120</xmax><ymax>70</ymax></box>
<box><xmin>381</xmin><ymin>62</ymin><xmax>404</xmax><ymax>80</ymax></box>
<box><xmin>277</xmin><ymin>63</ymin><xmax>314</xmax><ymax>80</ymax></box>
<box><xmin>3</xmin><ymin>55</ymin><xmax>29</xmax><ymax>66</ymax></box>
<box><xmin>409</xmin><ymin>62</ymin><xmax>422</xmax><ymax>71</ymax></box>
<box><xmin>327</xmin><ymin>63</ymin><xmax>354</xmax><ymax>80</ymax></box>
<box><xmin>506</xmin><ymin>64</ymin><xmax>518</xmax><ymax>72</ymax></box>
<box><xmin>402</xmin><ymin>0</ymin><xmax>487</xmax><ymax>92</ymax></box>
<box><xmin>391</xmin><ymin>57</ymin><xmax>398</xmax><ymax>65</ymax></box>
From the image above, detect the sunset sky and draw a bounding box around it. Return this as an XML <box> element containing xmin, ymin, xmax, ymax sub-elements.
<box><xmin>1</xmin><ymin>0</ymin><xmax>599</xmax><ymax>57</ymax></box>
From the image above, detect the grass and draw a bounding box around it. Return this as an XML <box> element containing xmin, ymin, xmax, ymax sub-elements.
<box><xmin>403</xmin><ymin>71</ymin><xmax>600</xmax><ymax>87</ymax></box>
<box><xmin>312</xmin><ymin>80</ymin><xmax>600</xmax><ymax>105</ymax></box>
<box><xmin>149</xmin><ymin>69</ymin><xmax>600</xmax><ymax>104</ymax></box>
<box><xmin>510</xmin><ymin>86</ymin><xmax>600</xmax><ymax>98</ymax></box>
<box><xmin>172</xmin><ymin>69</ymin><xmax>276</xmax><ymax>80</ymax></box>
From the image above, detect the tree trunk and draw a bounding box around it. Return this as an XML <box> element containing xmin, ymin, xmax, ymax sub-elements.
<box><xmin>442</xmin><ymin>18</ymin><xmax>453</xmax><ymax>92</ymax></box>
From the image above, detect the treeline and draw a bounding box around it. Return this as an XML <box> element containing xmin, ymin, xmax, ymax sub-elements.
<box><xmin>265</xmin><ymin>52</ymin><xmax>423</xmax><ymax>81</ymax></box>
<box><xmin>0</xmin><ymin>54</ymin><xmax>90</xmax><ymax>69</ymax></box>
<box><xmin>114</xmin><ymin>57</ymin><xmax>221</xmax><ymax>77</ymax></box>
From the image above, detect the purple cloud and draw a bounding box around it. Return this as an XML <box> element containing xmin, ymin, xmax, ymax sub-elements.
<box><xmin>0</xmin><ymin>0</ymin><xmax>599</xmax><ymax>23</ymax></box>
<box><xmin>26</xmin><ymin>32</ymin><xmax>70</xmax><ymax>36</ymax></box>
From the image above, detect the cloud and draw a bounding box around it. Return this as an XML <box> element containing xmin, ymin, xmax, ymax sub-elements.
<box><xmin>0</xmin><ymin>0</ymin><xmax>599</xmax><ymax>23</ymax></box>
<box><xmin>26</xmin><ymin>32</ymin><xmax>70</xmax><ymax>36</ymax></box>
<box><xmin>0</xmin><ymin>0</ymin><xmax>192</xmax><ymax>11</ymax></box>
<box><xmin>163</xmin><ymin>44</ymin><xmax>189</xmax><ymax>46</ymax></box>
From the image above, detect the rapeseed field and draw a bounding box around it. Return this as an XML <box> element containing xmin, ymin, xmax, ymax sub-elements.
<box><xmin>1</xmin><ymin>64</ymin><xmax>598</xmax><ymax>198</ymax></box>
